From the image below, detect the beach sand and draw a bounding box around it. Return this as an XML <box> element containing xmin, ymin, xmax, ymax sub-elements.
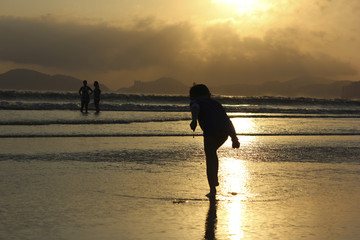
<box><xmin>1</xmin><ymin>136</ymin><xmax>360</xmax><ymax>239</ymax></box>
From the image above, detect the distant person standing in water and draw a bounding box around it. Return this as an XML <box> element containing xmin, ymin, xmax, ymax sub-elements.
<box><xmin>79</xmin><ymin>80</ymin><xmax>93</xmax><ymax>113</ymax></box>
<box><xmin>93</xmin><ymin>81</ymin><xmax>101</xmax><ymax>113</ymax></box>
<box><xmin>189</xmin><ymin>84</ymin><xmax>240</xmax><ymax>198</ymax></box>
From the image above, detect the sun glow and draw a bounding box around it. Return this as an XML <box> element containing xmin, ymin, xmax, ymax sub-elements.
<box><xmin>212</xmin><ymin>0</ymin><xmax>270</xmax><ymax>16</ymax></box>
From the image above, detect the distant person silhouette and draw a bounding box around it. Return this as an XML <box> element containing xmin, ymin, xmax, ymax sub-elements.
<box><xmin>189</xmin><ymin>84</ymin><xmax>240</xmax><ymax>198</ymax></box>
<box><xmin>93</xmin><ymin>81</ymin><xmax>101</xmax><ymax>113</ymax></box>
<box><xmin>79</xmin><ymin>80</ymin><xmax>93</xmax><ymax>113</ymax></box>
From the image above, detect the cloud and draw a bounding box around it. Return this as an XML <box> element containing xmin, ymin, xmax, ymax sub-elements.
<box><xmin>0</xmin><ymin>15</ymin><xmax>357</xmax><ymax>88</ymax></box>
<box><xmin>180</xmin><ymin>22</ymin><xmax>357</xmax><ymax>84</ymax></box>
<box><xmin>0</xmin><ymin>16</ymin><xmax>195</xmax><ymax>69</ymax></box>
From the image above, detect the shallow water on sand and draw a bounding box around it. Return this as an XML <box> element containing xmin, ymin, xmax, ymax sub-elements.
<box><xmin>1</xmin><ymin>136</ymin><xmax>360</xmax><ymax>240</ymax></box>
<box><xmin>1</xmin><ymin>110</ymin><xmax>360</xmax><ymax>137</ymax></box>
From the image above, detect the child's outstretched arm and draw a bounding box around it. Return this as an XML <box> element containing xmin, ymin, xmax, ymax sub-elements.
<box><xmin>190</xmin><ymin>104</ymin><xmax>199</xmax><ymax>131</ymax></box>
<box><xmin>232</xmin><ymin>136</ymin><xmax>240</xmax><ymax>148</ymax></box>
<box><xmin>227</xmin><ymin>118</ymin><xmax>240</xmax><ymax>148</ymax></box>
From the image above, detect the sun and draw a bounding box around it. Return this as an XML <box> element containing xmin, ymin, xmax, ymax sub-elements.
<box><xmin>212</xmin><ymin>0</ymin><xmax>267</xmax><ymax>16</ymax></box>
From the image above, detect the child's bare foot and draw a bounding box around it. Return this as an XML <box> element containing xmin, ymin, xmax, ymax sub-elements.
<box><xmin>206</xmin><ymin>192</ymin><xmax>216</xmax><ymax>198</ymax></box>
<box><xmin>206</xmin><ymin>187</ymin><xmax>216</xmax><ymax>198</ymax></box>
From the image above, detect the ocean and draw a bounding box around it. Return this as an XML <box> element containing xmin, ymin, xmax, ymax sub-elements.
<box><xmin>1</xmin><ymin>90</ymin><xmax>360</xmax><ymax>240</ymax></box>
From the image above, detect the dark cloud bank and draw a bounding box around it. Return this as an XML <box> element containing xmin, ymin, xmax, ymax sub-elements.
<box><xmin>0</xmin><ymin>16</ymin><xmax>358</xmax><ymax>97</ymax></box>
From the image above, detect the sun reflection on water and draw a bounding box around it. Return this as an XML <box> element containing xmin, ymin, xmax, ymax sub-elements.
<box><xmin>205</xmin><ymin>116</ymin><xmax>255</xmax><ymax>239</ymax></box>
<box><xmin>224</xmin><ymin>116</ymin><xmax>258</xmax><ymax>149</ymax></box>
<box><xmin>232</xmin><ymin>117</ymin><xmax>256</xmax><ymax>134</ymax></box>
<box><xmin>219</xmin><ymin>158</ymin><xmax>249</xmax><ymax>239</ymax></box>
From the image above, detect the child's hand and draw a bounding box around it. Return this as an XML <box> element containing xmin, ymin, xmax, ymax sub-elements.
<box><xmin>232</xmin><ymin>138</ymin><xmax>240</xmax><ymax>149</ymax></box>
<box><xmin>190</xmin><ymin>120</ymin><xmax>197</xmax><ymax>131</ymax></box>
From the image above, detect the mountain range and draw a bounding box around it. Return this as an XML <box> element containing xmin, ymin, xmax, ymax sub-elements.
<box><xmin>0</xmin><ymin>69</ymin><xmax>110</xmax><ymax>92</ymax></box>
<box><xmin>0</xmin><ymin>69</ymin><xmax>359</xmax><ymax>99</ymax></box>
<box><xmin>214</xmin><ymin>76</ymin><xmax>355</xmax><ymax>99</ymax></box>
<box><xmin>119</xmin><ymin>75</ymin><xmax>360</xmax><ymax>99</ymax></box>
<box><xmin>117</xmin><ymin>77</ymin><xmax>189</xmax><ymax>95</ymax></box>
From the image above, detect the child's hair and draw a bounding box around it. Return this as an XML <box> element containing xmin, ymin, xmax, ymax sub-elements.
<box><xmin>83</xmin><ymin>80</ymin><xmax>87</xmax><ymax>85</ymax></box>
<box><xmin>94</xmin><ymin>81</ymin><xmax>99</xmax><ymax>86</ymax></box>
<box><xmin>190</xmin><ymin>84</ymin><xmax>211</xmax><ymax>99</ymax></box>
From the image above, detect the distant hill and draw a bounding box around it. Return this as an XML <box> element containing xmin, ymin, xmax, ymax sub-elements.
<box><xmin>342</xmin><ymin>81</ymin><xmax>360</xmax><ymax>99</ymax></box>
<box><xmin>0</xmin><ymin>69</ymin><xmax>111</xmax><ymax>92</ymax></box>
<box><xmin>213</xmin><ymin>76</ymin><xmax>356</xmax><ymax>99</ymax></box>
<box><xmin>118</xmin><ymin>77</ymin><xmax>189</xmax><ymax>95</ymax></box>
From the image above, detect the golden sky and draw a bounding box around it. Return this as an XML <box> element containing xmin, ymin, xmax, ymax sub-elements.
<box><xmin>1</xmin><ymin>0</ymin><xmax>359</xmax><ymax>90</ymax></box>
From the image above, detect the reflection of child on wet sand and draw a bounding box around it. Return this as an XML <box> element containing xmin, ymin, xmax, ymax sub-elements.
<box><xmin>93</xmin><ymin>81</ymin><xmax>101</xmax><ymax>113</ymax></box>
<box><xmin>79</xmin><ymin>80</ymin><xmax>93</xmax><ymax>113</ymax></box>
<box><xmin>189</xmin><ymin>84</ymin><xmax>240</xmax><ymax>198</ymax></box>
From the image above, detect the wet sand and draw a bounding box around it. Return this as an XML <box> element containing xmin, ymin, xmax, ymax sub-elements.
<box><xmin>1</xmin><ymin>136</ymin><xmax>360</xmax><ymax>239</ymax></box>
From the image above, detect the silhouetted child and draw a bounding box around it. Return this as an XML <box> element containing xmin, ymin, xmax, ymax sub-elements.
<box><xmin>189</xmin><ymin>84</ymin><xmax>240</xmax><ymax>198</ymax></box>
<box><xmin>93</xmin><ymin>81</ymin><xmax>101</xmax><ymax>113</ymax></box>
<box><xmin>79</xmin><ymin>80</ymin><xmax>93</xmax><ymax>113</ymax></box>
